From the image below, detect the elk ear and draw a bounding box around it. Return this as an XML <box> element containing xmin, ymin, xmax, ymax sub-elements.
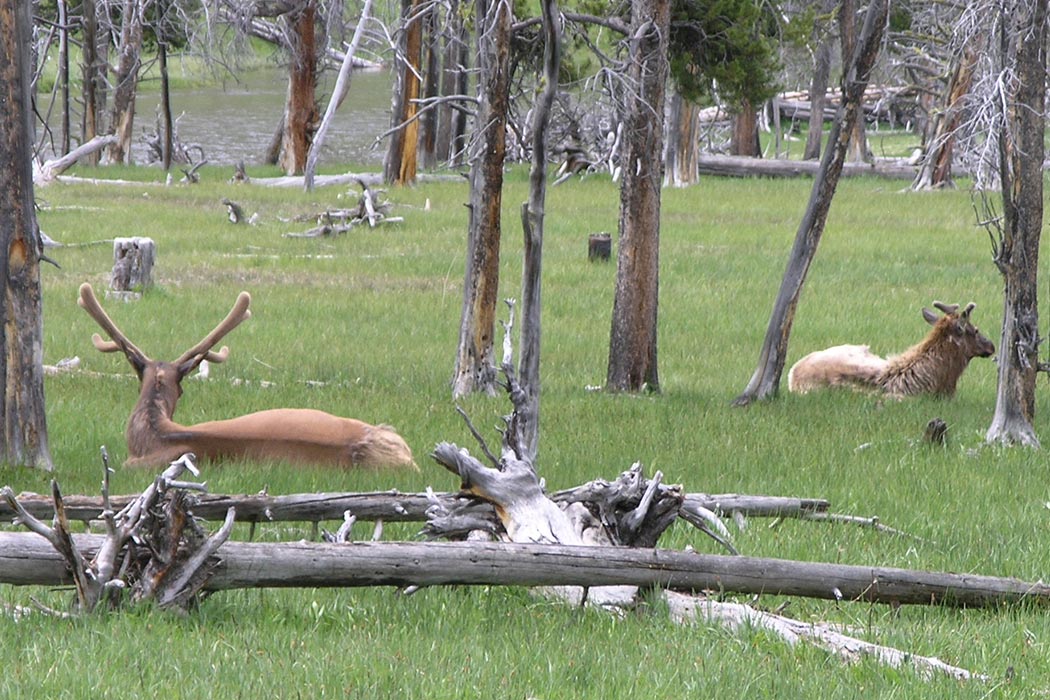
<box><xmin>922</xmin><ymin>308</ymin><xmax>940</xmax><ymax>326</ymax></box>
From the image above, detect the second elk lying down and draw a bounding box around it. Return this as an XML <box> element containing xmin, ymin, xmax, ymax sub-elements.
<box><xmin>78</xmin><ymin>283</ymin><xmax>418</xmax><ymax>470</ymax></box>
<box><xmin>787</xmin><ymin>301</ymin><xmax>995</xmax><ymax>398</ymax></box>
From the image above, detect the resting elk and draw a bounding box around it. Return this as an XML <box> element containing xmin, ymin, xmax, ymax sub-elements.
<box><xmin>78</xmin><ymin>283</ymin><xmax>418</xmax><ymax>470</ymax></box>
<box><xmin>787</xmin><ymin>301</ymin><xmax>995</xmax><ymax>398</ymax></box>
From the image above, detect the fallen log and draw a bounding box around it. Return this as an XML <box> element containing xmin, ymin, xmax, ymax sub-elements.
<box><xmin>0</xmin><ymin>490</ymin><xmax>829</xmax><ymax>525</ymax></box>
<box><xmin>696</xmin><ymin>154</ymin><xmax>918</xmax><ymax>180</ymax></box>
<box><xmin>2</xmin><ymin>534</ymin><xmax>1046</xmax><ymax>609</ymax></box>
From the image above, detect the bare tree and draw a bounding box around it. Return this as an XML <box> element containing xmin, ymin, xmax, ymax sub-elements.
<box><xmin>106</xmin><ymin>0</ymin><xmax>151</xmax><ymax>164</ymax></box>
<box><xmin>734</xmin><ymin>0</ymin><xmax>889</xmax><ymax>406</ymax></box>
<box><xmin>451</xmin><ymin>0</ymin><xmax>512</xmax><ymax>398</ymax></box>
<box><xmin>511</xmin><ymin>0</ymin><xmax>561</xmax><ymax>461</ymax></box>
<box><xmin>383</xmin><ymin>0</ymin><xmax>424</xmax><ymax>184</ymax></box>
<box><xmin>803</xmin><ymin>0</ymin><xmax>838</xmax><ymax>161</ymax></box>
<box><xmin>606</xmin><ymin>0</ymin><xmax>671</xmax><ymax>393</ymax></box>
<box><xmin>983</xmin><ymin>0</ymin><xmax>1048</xmax><ymax>446</ymax></box>
<box><xmin>0</xmin><ymin>0</ymin><xmax>54</xmax><ymax>470</ymax></box>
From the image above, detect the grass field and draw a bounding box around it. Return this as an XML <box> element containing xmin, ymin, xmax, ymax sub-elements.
<box><xmin>1</xmin><ymin>163</ymin><xmax>1047</xmax><ymax>698</ymax></box>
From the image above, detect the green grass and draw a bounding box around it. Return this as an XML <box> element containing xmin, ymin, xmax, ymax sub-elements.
<box><xmin>1</xmin><ymin>165</ymin><xmax>1045</xmax><ymax>698</ymax></box>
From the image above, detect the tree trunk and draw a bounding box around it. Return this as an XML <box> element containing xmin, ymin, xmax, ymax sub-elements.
<box><xmin>278</xmin><ymin>0</ymin><xmax>319</xmax><ymax>175</ymax></box>
<box><xmin>106</xmin><ymin>0</ymin><xmax>147</xmax><ymax>164</ymax></box>
<box><xmin>913</xmin><ymin>32</ymin><xmax>983</xmax><ymax>190</ymax></box>
<box><xmin>664</xmin><ymin>91</ymin><xmax>700</xmax><ymax>186</ymax></box>
<box><xmin>803</xmin><ymin>0</ymin><xmax>837</xmax><ymax>160</ymax></box>
<box><xmin>512</xmin><ymin>0</ymin><xmax>560</xmax><ymax>462</ymax></box>
<box><xmin>729</xmin><ymin>98</ymin><xmax>760</xmax><ymax>157</ymax></box>
<box><xmin>734</xmin><ymin>0</ymin><xmax>889</xmax><ymax>406</ymax></box>
<box><xmin>81</xmin><ymin>0</ymin><xmax>108</xmax><ymax>166</ymax></box>
<box><xmin>304</xmin><ymin>0</ymin><xmax>373</xmax><ymax>190</ymax></box>
<box><xmin>418</xmin><ymin>2</ymin><xmax>441</xmax><ymax>171</ymax></box>
<box><xmin>383</xmin><ymin>0</ymin><xmax>423</xmax><ymax>185</ymax></box>
<box><xmin>606</xmin><ymin>0</ymin><xmax>671</xmax><ymax>393</ymax></box>
<box><xmin>839</xmin><ymin>0</ymin><xmax>870</xmax><ymax>164</ymax></box>
<box><xmin>986</xmin><ymin>0</ymin><xmax>1048</xmax><ymax>447</ymax></box>
<box><xmin>0</xmin><ymin>0</ymin><xmax>54</xmax><ymax>470</ymax></box>
<box><xmin>450</xmin><ymin>0</ymin><xmax>511</xmax><ymax>398</ymax></box>
<box><xmin>434</xmin><ymin>0</ymin><xmax>469</xmax><ymax>165</ymax></box>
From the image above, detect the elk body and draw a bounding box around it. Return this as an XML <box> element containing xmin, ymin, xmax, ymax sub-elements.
<box><xmin>78</xmin><ymin>283</ymin><xmax>418</xmax><ymax>470</ymax></box>
<box><xmin>787</xmin><ymin>302</ymin><xmax>995</xmax><ymax>398</ymax></box>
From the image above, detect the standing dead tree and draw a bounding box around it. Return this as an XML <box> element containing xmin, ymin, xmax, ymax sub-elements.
<box><xmin>451</xmin><ymin>0</ymin><xmax>513</xmax><ymax>398</ymax></box>
<box><xmin>0</xmin><ymin>0</ymin><xmax>53</xmax><ymax>470</ymax></box>
<box><xmin>734</xmin><ymin>0</ymin><xmax>890</xmax><ymax>406</ymax></box>
<box><xmin>606</xmin><ymin>0</ymin><xmax>671</xmax><ymax>393</ymax></box>
<box><xmin>979</xmin><ymin>0</ymin><xmax>1049</xmax><ymax>447</ymax></box>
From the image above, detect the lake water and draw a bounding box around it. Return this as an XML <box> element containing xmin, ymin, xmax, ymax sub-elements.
<box><xmin>43</xmin><ymin>67</ymin><xmax>394</xmax><ymax>168</ymax></box>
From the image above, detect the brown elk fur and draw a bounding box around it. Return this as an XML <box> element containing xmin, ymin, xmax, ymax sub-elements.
<box><xmin>787</xmin><ymin>302</ymin><xmax>995</xmax><ymax>398</ymax></box>
<box><xmin>79</xmin><ymin>283</ymin><xmax>418</xmax><ymax>470</ymax></box>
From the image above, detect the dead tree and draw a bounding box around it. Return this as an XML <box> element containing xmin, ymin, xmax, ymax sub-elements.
<box><xmin>0</xmin><ymin>1</ymin><xmax>53</xmax><ymax>470</ymax></box>
<box><xmin>304</xmin><ymin>0</ymin><xmax>373</xmax><ymax>191</ymax></box>
<box><xmin>0</xmin><ymin>454</ymin><xmax>234</xmax><ymax>611</ymax></box>
<box><xmin>106</xmin><ymin>0</ymin><xmax>148</xmax><ymax>164</ymax></box>
<box><xmin>733</xmin><ymin>0</ymin><xmax>889</xmax><ymax>406</ymax></box>
<box><xmin>982</xmin><ymin>0</ymin><xmax>1048</xmax><ymax>447</ymax></box>
<box><xmin>451</xmin><ymin>0</ymin><xmax>513</xmax><ymax>398</ymax></box>
<box><xmin>383</xmin><ymin>0</ymin><xmax>425</xmax><ymax>185</ymax></box>
<box><xmin>606</xmin><ymin>0</ymin><xmax>671</xmax><ymax>393</ymax></box>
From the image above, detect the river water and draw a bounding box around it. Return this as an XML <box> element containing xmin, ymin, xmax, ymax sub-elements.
<box><xmin>44</xmin><ymin>67</ymin><xmax>394</xmax><ymax>168</ymax></box>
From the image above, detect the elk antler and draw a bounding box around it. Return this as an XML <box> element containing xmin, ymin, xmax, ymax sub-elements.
<box><xmin>962</xmin><ymin>302</ymin><xmax>976</xmax><ymax>318</ymax></box>
<box><xmin>78</xmin><ymin>283</ymin><xmax>152</xmax><ymax>372</ymax></box>
<box><xmin>932</xmin><ymin>301</ymin><xmax>960</xmax><ymax>316</ymax></box>
<box><xmin>172</xmin><ymin>291</ymin><xmax>252</xmax><ymax>377</ymax></box>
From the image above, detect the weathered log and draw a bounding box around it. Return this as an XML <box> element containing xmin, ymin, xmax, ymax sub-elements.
<box><xmin>696</xmin><ymin>154</ymin><xmax>917</xmax><ymax>180</ymax></box>
<box><xmin>34</xmin><ymin>134</ymin><xmax>118</xmax><ymax>184</ymax></box>
<box><xmin>0</xmin><ymin>490</ymin><xmax>830</xmax><ymax>525</ymax></box>
<box><xmin>2</xmin><ymin>535</ymin><xmax>1047</xmax><ymax>609</ymax></box>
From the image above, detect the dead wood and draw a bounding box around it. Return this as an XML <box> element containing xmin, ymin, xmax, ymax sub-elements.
<box><xmin>0</xmin><ymin>453</ymin><xmax>233</xmax><ymax>612</ymax></box>
<box><xmin>34</xmin><ymin>134</ymin><xmax>118</xmax><ymax>184</ymax></box>
<box><xmin>695</xmin><ymin>154</ymin><xmax>918</xmax><ymax>180</ymax></box>
<box><xmin>3</xmin><ymin>536</ymin><xmax>1047</xmax><ymax>611</ymax></box>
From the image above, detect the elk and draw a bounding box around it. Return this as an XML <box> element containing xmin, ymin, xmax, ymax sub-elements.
<box><xmin>78</xmin><ymin>283</ymin><xmax>418</xmax><ymax>470</ymax></box>
<box><xmin>787</xmin><ymin>301</ymin><xmax>995</xmax><ymax>398</ymax></box>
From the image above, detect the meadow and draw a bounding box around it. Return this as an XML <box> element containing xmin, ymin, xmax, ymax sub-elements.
<box><xmin>1</xmin><ymin>162</ymin><xmax>1048</xmax><ymax>699</ymax></box>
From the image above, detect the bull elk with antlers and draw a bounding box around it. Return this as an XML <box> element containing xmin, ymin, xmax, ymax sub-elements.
<box><xmin>78</xmin><ymin>283</ymin><xmax>418</xmax><ymax>470</ymax></box>
<box><xmin>787</xmin><ymin>301</ymin><xmax>995</xmax><ymax>398</ymax></box>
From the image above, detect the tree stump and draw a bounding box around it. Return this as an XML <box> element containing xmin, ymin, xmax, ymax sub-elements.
<box><xmin>110</xmin><ymin>237</ymin><xmax>155</xmax><ymax>293</ymax></box>
<box><xmin>588</xmin><ymin>233</ymin><xmax>611</xmax><ymax>261</ymax></box>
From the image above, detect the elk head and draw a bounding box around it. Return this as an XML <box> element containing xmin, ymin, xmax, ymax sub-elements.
<box><xmin>922</xmin><ymin>301</ymin><xmax>995</xmax><ymax>360</ymax></box>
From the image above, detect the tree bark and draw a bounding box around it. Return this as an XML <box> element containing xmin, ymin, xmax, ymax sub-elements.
<box><xmin>985</xmin><ymin>0</ymin><xmax>1048</xmax><ymax>447</ymax></box>
<box><xmin>913</xmin><ymin>31</ymin><xmax>983</xmax><ymax>190</ymax></box>
<box><xmin>5</xmin><ymin>534</ymin><xmax>1048</xmax><ymax>610</ymax></box>
<box><xmin>81</xmin><ymin>0</ymin><xmax>108</xmax><ymax>166</ymax></box>
<box><xmin>839</xmin><ymin>0</ymin><xmax>870</xmax><ymax>163</ymax></box>
<box><xmin>803</xmin><ymin>0</ymin><xmax>837</xmax><ymax>160</ymax></box>
<box><xmin>0</xmin><ymin>0</ymin><xmax>53</xmax><ymax>470</ymax></box>
<box><xmin>0</xmin><ymin>489</ymin><xmax>830</xmax><ymax>525</ymax></box>
<box><xmin>512</xmin><ymin>0</ymin><xmax>560</xmax><ymax>461</ymax></box>
<box><xmin>304</xmin><ymin>0</ymin><xmax>373</xmax><ymax>190</ymax></box>
<box><xmin>382</xmin><ymin>0</ymin><xmax>423</xmax><ymax>185</ymax></box>
<box><xmin>729</xmin><ymin>98</ymin><xmax>760</xmax><ymax>157</ymax></box>
<box><xmin>451</xmin><ymin>0</ymin><xmax>512</xmax><ymax>398</ymax></box>
<box><xmin>418</xmin><ymin>2</ymin><xmax>441</xmax><ymax>171</ymax></box>
<box><xmin>606</xmin><ymin>0</ymin><xmax>670</xmax><ymax>393</ymax></box>
<box><xmin>664</xmin><ymin>91</ymin><xmax>700</xmax><ymax>186</ymax></box>
<box><xmin>278</xmin><ymin>0</ymin><xmax>319</xmax><ymax>175</ymax></box>
<box><xmin>734</xmin><ymin>0</ymin><xmax>889</xmax><ymax>406</ymax></box>
<box><xmin>106</xmin><ymin>0</ymin><xmax>148</xmax><ymax>164</ymax></box>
